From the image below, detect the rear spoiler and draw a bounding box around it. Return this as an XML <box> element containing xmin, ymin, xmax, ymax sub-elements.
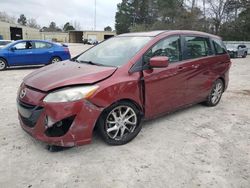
<box><xmin>55</xmin><ymin>42</ymin><xmax>68</xmax><ymax>47</ymax></box>
<box><xmin>61</xmin><ymin>43</ymin><xmax>68</xmax><ymax>47</ymax></box>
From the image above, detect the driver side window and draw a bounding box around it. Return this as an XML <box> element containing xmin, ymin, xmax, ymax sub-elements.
<box><xmin>14</xmin><ymin>42</ymin><xmax>33</xmax><ymax>50</ymax></box>
<box><xmin>144</xmin><ymin>36</ymin><xmax>181</xmax><ymax>64</ymax></box>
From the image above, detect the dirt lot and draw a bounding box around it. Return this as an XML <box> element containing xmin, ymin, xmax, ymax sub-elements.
<box><xmin>0</xmin><ymin>44</ymin><xmax>249</xmax><ymax>188</ymax></box>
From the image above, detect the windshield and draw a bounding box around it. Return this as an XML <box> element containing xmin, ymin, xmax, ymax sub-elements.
<box><xmin>2</xmin><ymin>41</ymin><xmax>14</xmax><ymax>49</ymax></box>
<box><xmin>76</xmin><ymin>36</ymin><xmax>152</xmax><ymax>67</ymax></box>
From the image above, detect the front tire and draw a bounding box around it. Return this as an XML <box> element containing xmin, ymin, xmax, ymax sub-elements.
<box><xmin>242</xmin><ymin>52</ymin><xmax>247</xmax><ymax>58</ymax></box>
<box><xmin>0</xmin><ymin>58</ymin><xmax>7</xmax><ymax>71</ymax></box>
<box><xmin>233</xmin><ymin>52</ymin><xmax>237</xmax><ymax>58</ymax></box>
<box><xmin>98</xmin><ymin>101</ymin><xmax>142</xmax><ymax>145</ymax></box>
<box><xmin>205</xmin><ymin>79</ymin><xmax>224</xmax><ymax>107</ymax></box>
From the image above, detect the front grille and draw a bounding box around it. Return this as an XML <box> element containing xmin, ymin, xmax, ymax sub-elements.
<box><xmin>17</xmin><ymin>100</ymin><xmax>43</xmax><ymax>128</ymax></box>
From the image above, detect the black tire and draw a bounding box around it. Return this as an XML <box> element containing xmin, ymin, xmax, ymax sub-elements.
<box><xmin>205</xmin><ymin>79</ymin><xmax>224</xmax><ymax>107</ymax></box>
<box><xmin>0</xmin><ymin>58</ymin><xmax>7</xmax><ymax>71</ymax></box>
<box><xmin>233</xmin><ymin>52</ymin><xmax>237</xmax><ymax>58</ymax></box>
<box><xmin>242</xmin><ymin>52</ymin><xmax>247</xmax><ymax>58</ymax></box>
<box><xmin>50</xmin><ymin>57</ymin><xmax>61</xmax><ymax>64</ymax></box>
<box><xmin>98</xmin><ymin>101</ymin><xmax>142</xmax><ymax>145</ymax></box>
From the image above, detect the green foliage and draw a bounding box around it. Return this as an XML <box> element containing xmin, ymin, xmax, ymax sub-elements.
<box><xmin>115</xmin><ymin>0</ymin><xmax>250</xmax><ymax>41</ymax></box>
<box><xmin>104</xmin><ymin>26</ymin><xmax>112</xmax><ymax>31</ymax></box>
<box><xmin>63</xmin><ymin>22</ymin><xmax>75</xmax><ymax>32</ymax></box>
<box><xmin>41</xmin><ymin>22</ymin><xmax>62</xmax><ymax>32</ymax></box>
<box><xmin>17</xmin><ymin>14</ymin><xmax>27</xmax><ymax>26</ymax></box>
<box><xmin>115</xmin><ymin>0</ymin><xmax>133</xmax><ymax>34</ymax></box>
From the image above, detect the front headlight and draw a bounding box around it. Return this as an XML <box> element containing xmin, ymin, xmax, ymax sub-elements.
<box><xmin>43</xmin><ymin>85</ymin><xmax>99</xmax><ymax>103</ymax></box>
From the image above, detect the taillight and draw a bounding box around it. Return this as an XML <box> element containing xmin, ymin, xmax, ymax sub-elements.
<box><xmin>64</xmin><ymin>47</ymin><xmax>69</xmax><ymax>53</ymax></box>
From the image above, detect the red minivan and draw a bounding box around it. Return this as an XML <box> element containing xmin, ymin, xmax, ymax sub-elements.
<box><xmin>17</xmin><ymin>30</ymin><xmax>231</xmax><ymax>148</ymax></box>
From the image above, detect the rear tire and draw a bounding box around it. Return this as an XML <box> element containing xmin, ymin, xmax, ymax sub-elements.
<box><xmin>50</xmin><ymin>57</ymin><xmax>61</xmax><ymax>64</ymax></box>
<box><xmin>205</xmin><ymin>79</ymin><xmax>224</xmax><ymax>107</ymax></box>
<box><xmin>0</xmin><ymin>58</ymin><xmax>7</xmax><ymax>71</ymax></box>
<box><xmin>98</xmin><ymin>101</ymin><xmax>142</xmax><ymax>145</ymax></box>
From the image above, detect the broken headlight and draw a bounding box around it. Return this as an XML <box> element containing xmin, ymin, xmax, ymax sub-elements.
<box><xmin>43</xmin><ymin>85</ymin><xmax>99</xmax><ymax>103</ymax></box>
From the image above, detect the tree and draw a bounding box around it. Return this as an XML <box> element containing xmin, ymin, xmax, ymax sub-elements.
<box><xmin>63</xmin><ymin>22</ymin><xmax>75</xmax><ymax>31</ymax></box>
<box><xmin>72</xmin><ymin>20</ymin><xmax>81</xmax><ymax>30</ymax></box>
<box><xmin>27</xmin><ymin>18</ymin><xmax>40</xmax><ymax>29</ymax></box>
<box><xmin>17</xmin><ymin>14</ymin><xmax>27</xmax><ymax>26</ymax></box>
<box><xmin>41</xmin><ymin>22</ymin><xmax>62</xmax><ymax>32</ymax></box>
<box><xmin>114</xmin><ymin>0</ymin><xmax>250</xmax><ymax>40</ymax></box>
<box><xmin>206</xmin><ymin>0</ymin><xmax>231</xmax><ymax>34</ymax></box>
<box><xmin>104</xmin><ymin>26</ymin><xmax>112</xmax><ymax>31</ymax></box>
<box><xmin>115</xmin><ymin>0</ymin><xmax>133</xmax><ymax>34</ymax></box>
<box><xmin>0</xmin><ymin>11</ymin><xmax>16</xmax><ymax>24</ymax></box>
<box><xmin>236</xmin><ymin>6</ymin><xmax>250</xmax><ymax>40</ymax></box>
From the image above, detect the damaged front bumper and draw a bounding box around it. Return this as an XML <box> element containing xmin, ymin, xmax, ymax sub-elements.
<box><xmin>17</xmin><ymin>98</ymin><xmax>102</xmax><ymax>147</ymax></box>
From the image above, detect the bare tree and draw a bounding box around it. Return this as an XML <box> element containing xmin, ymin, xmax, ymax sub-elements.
<box><xmin>0</xmin><ymin>11</ymin><xmax>16</xmax><ymax>24</ymax></box>
<box><xmin>207</xmin><ymin>0</ymin><xmax>230</xmax><ymax>34</ymax></box>
<box><xmin>71</xmin><ymin>20</ymin><xmax>81</xmax><ymax>30</ymax></box>
<box><xmin>27</xmin><ymin>18</ymin><xmax>40</xmax><ymax>29</ymax></box>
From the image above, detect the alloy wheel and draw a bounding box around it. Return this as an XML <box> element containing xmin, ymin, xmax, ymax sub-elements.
<box><xmin>51</xmin><ymin>57</ymin><xmax>61</xmax><ymax>63</ymax></box>
<box><xmin>0</xmin><ymin>59</ymin><xmax>6</xmax><ymax>70</ymax></box>
<box><xmin>211</xmin><ymin>82</ymin><xmax>223</xmax><ymax>104</ymax></box>
<box><xmin>105</xmin><ymin>105</ymin><xmax>137</xmax><ymax>141</ymax></box>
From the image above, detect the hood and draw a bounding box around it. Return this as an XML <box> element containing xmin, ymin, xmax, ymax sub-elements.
<box><xmin>227</xmin><ymin>48</ymin><xmax>237</xmax><ymax>51</ymax></box>
<box><xmin>24</xmin><ymin>60</ymin><xmax>117</xmax><ymax>92</ymax></box>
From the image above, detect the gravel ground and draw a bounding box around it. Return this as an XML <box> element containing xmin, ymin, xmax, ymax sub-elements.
<box><xmin>0</xmin><ymin>44</ymin><xmax>249</xmax><ymax>188</ymax></box>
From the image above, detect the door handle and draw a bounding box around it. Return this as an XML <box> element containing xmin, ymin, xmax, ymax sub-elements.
<box><xmin>177</xmin><ymin>66</ymin><xmax>186</xmax><ymax>72</ymax></box>
<box><xmin>26</xmin><ymin>52</ymin><xmax>33</xmax><ymax>54</ymax></box>
<box><xmin>191</xmin><ymin>64</ymin><xmax>200</xmax><ymax>69</ymax></box>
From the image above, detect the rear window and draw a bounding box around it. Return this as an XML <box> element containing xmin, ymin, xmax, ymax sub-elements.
<box><xmin>213</xmin><ymin>38</ymin><xmax>227</xmax><ymax>55</ymax></box>
<box><xmin>184</xmin><ymin>36</ymin><xmax>211</xmax><ymax>60</ymax></box>
<box><xmin>0</xmin><ymin>41</ymin><xmax>11</xmax><ymax>45</ymax></box>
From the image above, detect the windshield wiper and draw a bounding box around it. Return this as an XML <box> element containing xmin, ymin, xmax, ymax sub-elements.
<box><xmin>78</xmin><ymin>60</ymin><xmax>101</xmax><ymax>66</ymax></box>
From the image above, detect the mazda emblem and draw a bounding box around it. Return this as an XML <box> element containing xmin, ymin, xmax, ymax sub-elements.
<box><xmin>20</xmin><ymin>89</ymin><xmax>26</xmax><ymax>99</ymax></box>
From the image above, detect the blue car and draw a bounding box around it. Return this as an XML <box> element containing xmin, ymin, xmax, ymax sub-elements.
<box><xmin>0</xmin><ymin>40</ymin><xmax>71</xmax><ymax>70</ymax></box>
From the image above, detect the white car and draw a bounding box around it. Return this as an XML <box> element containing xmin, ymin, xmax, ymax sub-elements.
<box><xmin>0</xmin><ymin>40</ymin><xmax>13</xmax><ymax>49</ymax></box>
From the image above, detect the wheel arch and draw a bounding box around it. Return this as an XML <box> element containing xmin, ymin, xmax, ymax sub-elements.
<box><xmin>218</xmin><ymin>76</ymin><xmax>225</xmax><ymax>92</ymax></box>
<box><xmin>51</xmin><ymin>56</ymin><xmax>62</xmax><ymax>60</ymax></box>
<box><xmin>0</xmin><ymin>57</ymin><xmax>9</xmax><ymax>66</ymax></box>
<box><xmin>93</xmin><ymin>98</ymin><xmax>144</xmax><ymax>131</ymax></box>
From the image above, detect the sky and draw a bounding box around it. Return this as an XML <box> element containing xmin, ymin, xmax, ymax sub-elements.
<box><xmin>0</xmin><ymin>0</ymin><xmax>122</xmax><ymax>30</ymax></box>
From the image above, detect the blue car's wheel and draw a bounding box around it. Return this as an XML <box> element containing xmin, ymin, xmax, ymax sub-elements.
<box><xmin>50</xmin><ymin>57</ymin><xmax>61</xmax><ymax>64</ymax></box>
<box><xmin>0</xmin><ymin>58</ymin><xmax>7</xmax><ymax>71</ymax></box>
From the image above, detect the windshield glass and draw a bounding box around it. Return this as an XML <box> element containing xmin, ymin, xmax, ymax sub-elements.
<box><xmin>2</xmin><ymin>41</ymin><xmax>14</xmax><ymax>49</ymax></box>
<box><xmin>76</xmin><ymin>36</ymin><xmax>152</xmax><ymax>67</ymax></box>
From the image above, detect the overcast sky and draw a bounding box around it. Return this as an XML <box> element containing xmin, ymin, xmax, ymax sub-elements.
<box><xmin>0</xmin><ymin>0</ymin><xmax>122</xmax><ymax>30</ymax></box>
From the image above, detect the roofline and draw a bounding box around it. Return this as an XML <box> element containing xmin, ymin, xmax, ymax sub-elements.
<box><xmin>118</xmin><ymin>30</ymin><xmax>221</xmax><ymax>38</ymax></box>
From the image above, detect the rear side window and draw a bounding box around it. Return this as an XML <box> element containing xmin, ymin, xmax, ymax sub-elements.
<box><xmin>184</xmin><ymin>36</ymin><xmax>211</xmax><ymax>59</ymax></box>
<box><xmin>144</xmin><ymin>36</ymin><xmax>181</xmax><ymax>64</ymax></box>
<box><xmin>34</xmin><ymin>42</ymin><xmax>52</xmax><ymax>49</ymax></box>
<box><xmin>213</xmin><ymin>38</ymin><xmax>227</xmax><ymax>55</ymax></box>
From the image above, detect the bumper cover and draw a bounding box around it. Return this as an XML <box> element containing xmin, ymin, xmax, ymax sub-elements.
<box><xmin>18</xmin><ymin>99</ymin><xmax>102</xmax><ymax>147</ymax></box>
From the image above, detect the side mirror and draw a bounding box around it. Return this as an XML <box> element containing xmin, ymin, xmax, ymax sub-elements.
<box><xmin>10</xmin><ymin>47</ymin><xmax>16</xmax><ymax>51</ymax></box>
<box><xmin>149</xmin><ymin>56</ymin><xmax>169</xmax><ymax>68</ymax></box>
